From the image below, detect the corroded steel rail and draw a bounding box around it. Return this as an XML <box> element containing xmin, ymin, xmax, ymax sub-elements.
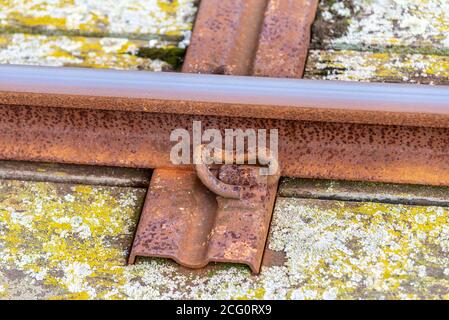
<box><xmin>1</xmin><ymin>0</ymin><xmax>449</xmax><ymax>272</ymax></box>
<box><xmin>183</xmin><ymin>0</ymin><xmax>318</xmax><ymax>77</ymax></box>
<box><xmin>128</xmin><ymin>0</ymin><xmax>320</xmax><ymax>273</ymax></box>
<box><xmin>2</xmin><ymin>65</ymin><xmax>449</xmax><ymax>127</ymax></box>
<box><xmin>0</xmin><ymin>65</ymin><xmax>448</xmax><ymax>186</ymax></box>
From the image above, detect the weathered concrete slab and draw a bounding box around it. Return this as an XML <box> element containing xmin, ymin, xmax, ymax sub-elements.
<box><xmin>312</xmin><ymin>0</ymin><xmax>449</xmax><ymax>54</ymax></box>
<box><xmin>267</xmin><ymin>198</ymin><xmax>449</xmax><ymax>299</ymax></box>
<box><xmin>305</xmin><ymin>49</ymin><xmax>449</xmax><ymax>83</ymax></box>
<box><xmin>279</xmin><ymin>178</ymin><xmax>449</xmax><ymax>207</ymax></box>
<box><xmin>0</xmin><ymin>180</ymin><xmax>448</xmax><ymax>299</ymax></box>
<box><xmin>0</xmin><ymin>0</ymin><xmax>197</xmax><ymax>40</ymax></box>
<box><xmin>0</xmin><ymin>33</ymin><xmax>171</xmax><ymax>69</ymax></box>
<box><xmin>306</xmin><ymin>0</ymin><xmax>449</xmax><ymax>83</ymax></box>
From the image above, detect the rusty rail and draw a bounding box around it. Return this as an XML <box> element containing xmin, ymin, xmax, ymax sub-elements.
<box><xmin>183</xmin><ymin>0</ymin><xmax>318</xmax><ymax>78</ymax></box>
<box><xmin>3</xmin><ymin>66</ymin><xmax>448</xmax><ymax>272</ymax></box>
<box><xmin>0</xmin><ymin>0</ymin><xmax>448</xmax><ymax>272</ymax></box>
<box><xmin>2</xmin><ymin>65</ymin><xmax>449</xmax><ymax>127</ymax></box>
<box><xmin>0</xmin><ymin>65</ymin><xmax>448</xmax><ymax>186</ymax></box>
<box><xmin>128</xmin><ymin>0</ymin><xmax>320</xmax><ymax>272</ymax></box>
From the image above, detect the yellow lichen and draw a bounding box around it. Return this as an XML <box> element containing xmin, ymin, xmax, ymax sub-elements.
<box><xmin>317</xmin><ymin>0</ymin><xmax>449</xmax><ymax>51</ymax></box>
<box><xmin>0</xmin><ymin>180</ymin><xmax>145</xmax><ymax>299</ymax></box>
<box><xmin>1</xmin><ymin>183</ymin><xmax>448</xmax><ymax>299</ymax></box>
<box><xmin>0</xmin><ymin>33</ymin><xmax>172</xmax><ymax>70</ymax></box>
<box><xmin>305</xmin><ymin>49</ymin><xmax>449</xmax><ymax>84</ymax></box>
<box><xmin>0</xmin><ymin>0</ymin><xmax>197</xmax><ymax>37</ymax></box>
<box><xmin>157</xmin><ymin>0</ymin><xmax>179</xmax><ymax>15</ymax></box>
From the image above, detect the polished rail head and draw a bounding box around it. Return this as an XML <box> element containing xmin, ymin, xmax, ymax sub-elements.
<box><xmin>1</xmin><ymin>65</ymin><xmax>448</xmax><ymax>127</ymax></box>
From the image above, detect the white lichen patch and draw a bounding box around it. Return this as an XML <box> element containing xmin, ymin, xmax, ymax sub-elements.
<box><xmin>268</xmin><ymin>198</ymin><xmax>449</xmax><ymax>299</ymax></box>
<box><xmin>0</xmin><ymin>0</ymin><xmax>197</xmax><ymax>39</ymax></box>
<box><xmin>316</xmin><ymin>0</ymin><xmax>449</xmax><ymax>51</ymax></box>
<box><xmin>305</xmin><ymin>49</ymin><xmax>449</xmax><ymax>83</ymax></box>
<box><xmin>0</xmin><ymin>33</ymin><xmax>170</xmax><ymax>70</ymax></box>
<box><xmin>0</xmin><ymin>181</ymin><xmax>448</xmax><ymax>300</ymax></box>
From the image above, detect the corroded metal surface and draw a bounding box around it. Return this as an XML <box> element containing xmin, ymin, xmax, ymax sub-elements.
<box><xmin>195</xmin><ymin>164</ymin><xmax>242</xmax><ymax>199</ymax></box>
<box><xmin>128</xmin><ymin>0</ymin><xmax>317</xmax><ymax>272</ymax></box>
<box><xmin>0</xmin><ymin>1</ymin><xmax>198</xmax><ymax>70</ymax></box>
<box><xmin>128</xmin><ymin>169</ymin><xmax>218</xmax><ymax>268</ymax></box>
<box><xmin>182</xmin><ymin>0</ymin><xmax>268</xmax><ymax>75</ymax></box>
<box><xmin>211</xmin><ymin>165</ymin><xmax>279</xmax><ymax>273</ymax></box>
<box><xmin>183</xmin><ymin>0</ymin><xmax>318</xmax><ymax>77</ymax></box>
<box><xmin>2</xmin><ymin>66</ymin><xmax>449</xmax><ymax>128</ymax></box>
<box><xmin>194</xmin><ymin>145</ymin><xmax>280</xmax><ymax>199</ymax></box>
<box><xmin>0</xmin><ymin>105</ymin><xmax>447</xmax><ymax>186</ymax></box>
<box><xmin>0</xmin><ymin>160</ymin><xmax>150</xmax><ymax>187</ymax></box>
<box><xmin>129</xmin><ymin>166</ymin><xmax>279</xmax><ymax>273</ymax></box>
<box><xmin>252</xmin><ymin>0</ymin><xmax>319</xmax><ymax>77</ymax></box>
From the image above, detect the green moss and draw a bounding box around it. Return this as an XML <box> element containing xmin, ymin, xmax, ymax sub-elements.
<box><xmin>136</xmin><ymin>46</ymin><xmax>185</xmax><ymax>70</ymax></box>
<box><xmin>1</xmin><ymin>179</ymin><xmax>448</xmax><ymax>299</ymax></box>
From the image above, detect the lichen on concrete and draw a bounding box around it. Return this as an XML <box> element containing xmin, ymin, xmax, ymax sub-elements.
<box><xmin>269</xmin><ymin>198</ymin><xmax>449</xmax><ymax>299</ymax></box>
<box><xmin>0</xmin><ymin>33</ymin><xmax>173</xmax><ymax>70</ymax></box>
<box><xmin>0</xmin><ymin>0</ymin><xmax>198</xmax><ymax>70</ymax></box>
<box><xmin>313</xmin><ymin>0</ymin><xmax>449</xmax><ymax>54</ymax></box>
<box><xmin>0</xmin><ymin>180</ymin><xmax>146</xmax><ymax>299</ymax></box>
<box><xmin>305</xmin><ymin>49</ymin><xmax>449</xmax><ymax>84</ymax></box>
<box><xmin>0</xmin><ymin>0</ymin><xmax>197</xmax><ymax>40</ymax></box>
<box><xmin>308</xmin><ymin>0</ymin><xmax>449</xmax><ymax>83</ymax></box>
<box><xmin>0</xmin><ymin>180</ymin><xmax>448</xmax><ymax>300</ymax></box>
